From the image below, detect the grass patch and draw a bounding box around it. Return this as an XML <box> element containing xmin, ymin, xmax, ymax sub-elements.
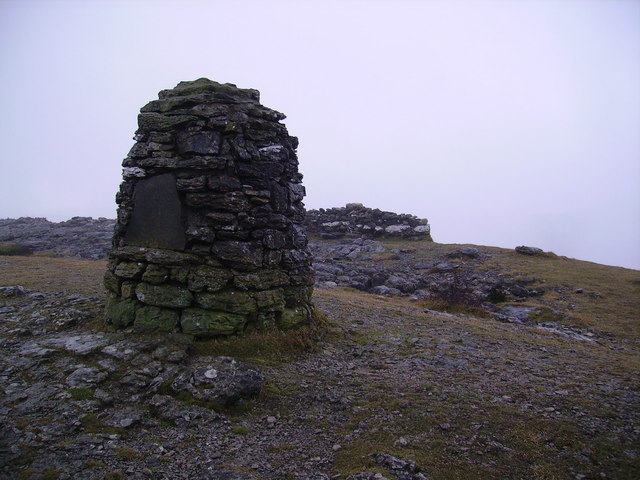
<box><xmin>68</xmin><ymin>387</ymin><xmax>95</xmax><ymax>401</ymax></box>
<box><xmin>80</xmin><ymin>413</ymin><xmax>120</xmax><ymax>435</ymax></box>
<box><xmin>114</xmin><ymin>446</ymin><xmax>141</xmax><ymax>461</ymax></box>
<box><xmin>189</xmin><ymin>309</ymin><xmax>328</xmax><ymax>364</ymax></box>
<box><xmin>231</xmin><ymin>426</ymin><xmax>250</xmax><ymax>435</ymax></box>
<box><xmin>0</xmin><ymin>256</ymin><xmax>107</xmax><ymax>297</ymax></box>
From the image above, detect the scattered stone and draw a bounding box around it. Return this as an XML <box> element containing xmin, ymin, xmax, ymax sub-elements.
<box><xmin>66</xmin><ymin>367</ymin><xmax>107</xmax><ymax>388</ymax></box>
<box><xmin>0</xmin><ymin>286</ymin><xmax>30</xmax><ymax>297</ymax></box>
<box><xmin>104</xmin><ymin>408</ymin><xmax>144</xmax><ymax>429</ymax></box>
<box><xmin>394</xmin><ymin>437</ymin><xmax>409</xmax><ymax>447</ymax></box>
<box><xmin>446</xmin><ymin>247</ymin><xmax>480</xmax><ymax>259</ymax></box>
<box><xmin>515</xmin><ymin>245</ymin><xmax>543</xmax><ymax>255</ymax></box>
<box><xmin>171</xmin><ymin>356</ymin><xmax>264</xmax><ymax>406</ymax></box>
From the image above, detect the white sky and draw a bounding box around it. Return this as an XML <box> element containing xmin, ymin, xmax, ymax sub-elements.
<box><xmin>0</xmin><ymin>0</ymin><xmax>638</xmax><ymax>269</ymax></box>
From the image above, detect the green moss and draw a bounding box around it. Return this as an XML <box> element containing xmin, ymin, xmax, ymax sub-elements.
<box><xmin>181</xmin><ymin>308</ymin><xmax>247</xmax><ymax>336</ymax></box>
<box><xmin>231</xmin><ymin>426</ymin><xmax>250</xmax><ymax>435</ymax></box>
<box><xmin>133</xmin><ymin>306</ymin><xmax>179</xmax><ymax>333</ymax></box>
<box><xmin>68</xmin><ymin>387</ymin><xmax>95</xmax><ymax>401</ymax></box>
<box><xmin>103</xmin><ymin>296</ymin><xmax>139</xmax><ymax>328</ymax></box>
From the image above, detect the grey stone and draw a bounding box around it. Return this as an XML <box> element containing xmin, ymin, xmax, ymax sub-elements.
<box><xmin>66</xmin><ymin>367</ymin><xmax>107</xmax><ymax>388</ymax></box>
<box><xmin>176</xmin><ymin>130</ymin><xmax>221</xmax><ymax>155</ymax></box>
<box><xmin>41</xmin><ymin>334</ymin><xmax>110</xmax><ymax>356</ymax></box>
<box><xmin>0</xmin><ymin>286</ymin><xmax>30</xmax><ymax>297</ymax></box>
<box><xmin>104</xmin><ymin>408</ymin><xmax>143</xmax><ymax>429</ymax></box>
<box><xmin>515</xmin><ymin>245</ymin><xmax>543</xmax><ymax>255</ymax></box>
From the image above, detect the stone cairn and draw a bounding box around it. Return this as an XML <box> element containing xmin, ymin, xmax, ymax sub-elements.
<box><xmin>103</xmin><ymin>79</ymin><xmax>314</xmax><ymax>337</ymax></box>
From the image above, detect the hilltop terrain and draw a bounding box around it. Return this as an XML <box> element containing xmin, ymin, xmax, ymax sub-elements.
<box><xmin>0</xmin><ymin>217</ymin><xmax>638</xmax><ymax>479</ymax></box>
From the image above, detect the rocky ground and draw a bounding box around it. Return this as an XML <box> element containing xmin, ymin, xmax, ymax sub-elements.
<box><xmin>0</xmin><ymin>217</ymin><xmax>543</xmax><ymax>306</ymax></box>
<box><xmin>0</xmin><ymin>219</ymin><xmax>639</xmax><ymax>479</ymax></box>
<box><xmin>0</xmin><ymin>218</ymin><xmax>114</xmax><ymax>260</ymax></box>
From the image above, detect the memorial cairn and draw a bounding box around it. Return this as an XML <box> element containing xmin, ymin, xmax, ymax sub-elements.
<box><xmin>103</xmin><ymin>79</ymin><xmax>314</xmax><ymax>336</ymax></box>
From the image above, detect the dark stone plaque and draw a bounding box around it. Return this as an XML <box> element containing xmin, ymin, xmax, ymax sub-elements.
<box><xmin>124</xmin><ymin>173</ymin><xmax>186</xmax><ymax>250</ymax></box>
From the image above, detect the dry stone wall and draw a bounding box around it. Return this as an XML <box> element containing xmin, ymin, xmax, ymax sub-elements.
<box><xmin>104</xmin><ymin>79</ymin><xmax>314</xmax><ymax>337</ymax></box>
<box><xmin>305</xmin><ymin>203</ymin><xmax>432</xmax><ymax>240</ymax></box>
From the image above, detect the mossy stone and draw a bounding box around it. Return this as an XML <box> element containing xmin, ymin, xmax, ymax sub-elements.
<box><xmin>195</xmin><ymin>290</ymin><xmax>256</xmax><ymax>314</ymax></box>
<box><xmin>134</xmin><ymin>306</ymin><xmax>179</xmax><ymax>333</ymax></box>
<box><xmin>114</xmin><ymin>261</ymin><xmax>145</xmax><ymax>280</ymax></box>
<box><xmin>104</xmin><ymin>296</ymin><xmax>139</xmax><ymax>328</ymax></box>
<box><xmin>278</xmin><ymin>306</ymin><xmax>311</xmax><ymax>330</ymax></box>
<box><xmin>252</xmin><ymin>289</ymin><xmax>285</xmax><ymax>311</ymax></box>
<box><xmin>136</xmin><ymin>282</ymin><xmax>193</xmax><ymax>308</ymax></box>
<box><xmin>233</xmin><ymin>270</ymin><xmax>289</xmax><ymax>290</ymax></box>
<box><xmin>187</xmin><ymin>265</ymin><xmax>232</xmax><ymax>292</ymax></box>
<box><xmin>142</xmin><ymin>264</ymin><xmax>169</xmax><ymax>284</ymax></box>
<box><xmin>181</xmin><ymin>308</ymin><xmax>247</xmax><ymax>336</ymax></box>
<box><xmin>103</xmin><ymin>271</ymin><xmax>120</xmax><ymax>294</ymax></box>
<box><xmin>120</xmin><ymin>281</ymin><xmax>137</xmax><ymax>299</ymax></box>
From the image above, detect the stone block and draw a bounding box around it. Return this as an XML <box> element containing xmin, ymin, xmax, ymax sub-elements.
<box><xmin>187</xmin><ymin>265</ymin><xmax>232</xmax><ymax>292</ymax></box>
<box><xmin>252</xmin><ymin>289</ymin><xmax>285</xmax><ymax>311</ymax></box>
<box><xmin>114</xmin><ymin>261</ymin><xmax>145</xmax><ymax>280</ymax></box>
<box><xmin>134</xmin><ymin>306</ymin><xmax>179</xmax><ymax>333</ymax></box>
<box><xmin>103</xmin><ymin>271</ymin><xmax>120</xmax><ymax>294</ymax></box>
<box><xmin>181</xmin><ymin>308</ymin><xmax>247</xmax><ymax>336</ymax></box>
<box><xmin>142</xmin><ymin>264</ymin><xmax>169</xmax><ymax>284</ymax></box>
<box><xmin>104</xmin><ymin>296</ymin><xmax>140</xmax><ymax>328</ymax></box>
<box><xmin>196</xmin><ymin>290</ymin><xmax>257</xmax><ymax>314</ymax></box>
<box><xmin>137</xmin><ymin>113</ymin><xmax>197</xmax><ymax>132</ymax></box>
<box><xmin>176</xmin><ymin>130</ymin><xmax>222</xmax><ymax>155</ymax></box>
<box><xmin>233</xmin><ymin>270</ymin><xmax>289</xmax><ymax>290</ymax></box>
<box><xmin>211</xmin><ymin>241</ymin><xmax>263</xmax><ymax>270</ymax></box>
<box><xmin>135</xmin><ymin>283</ymin><xmax>193</xmax><ymax>308</ymax></box>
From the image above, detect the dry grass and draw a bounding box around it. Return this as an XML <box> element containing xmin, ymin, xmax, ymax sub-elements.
<box><xmin>0</xmin><ymin>256</ymin><xmax>107</xmax><ymax>297</ymax></box>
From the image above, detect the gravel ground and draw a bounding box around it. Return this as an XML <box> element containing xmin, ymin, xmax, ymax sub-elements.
<box><xmin>1</xmin><ymin>282</ymin><xmax>638</xmax><ymax>480</ymax></box>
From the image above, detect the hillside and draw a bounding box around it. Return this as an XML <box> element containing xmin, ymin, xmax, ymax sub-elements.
<box><xmin>0</xmin><ymin>221</ymin><xmax>639</xmax><ymax>479</ymax></box>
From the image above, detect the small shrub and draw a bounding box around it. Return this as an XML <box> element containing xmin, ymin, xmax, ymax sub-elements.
<box><xmin>38</xmin><ymin>468</ymin><xmax>61</xmax><ymax>480</ymax></box>
<box><xmin>0</xmin><ymin>242</ymin><xmax>33</xmax><ymax>256</ymax></box>
<box><xmin>231</xmin><ymin>426</ymin><xmax>250</xmax><ymax>435</ymax></box>
<box><xmin>433</xmin><ymin>268</ymin><xmax>481</xmax><ymax>307</ymax></box>
<box><xmin>190</xmin><ymin>308</ymin><xmax>327</xmax><ymax>362</ymax></box>
<box><xmin>487</xmin><ymin>287</ymin><xmax>507</xmax><ymax>303</ymax></box>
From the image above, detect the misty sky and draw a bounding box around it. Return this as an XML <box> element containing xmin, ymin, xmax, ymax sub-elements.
<box><xmin>0</xmin><ymin>0</ymin><xmax>638</xmax><ymax>269</ymax></box>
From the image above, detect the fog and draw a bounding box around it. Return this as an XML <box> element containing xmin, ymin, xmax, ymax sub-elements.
<box><xmin>1</xmin><ymin>0</ymin><xmax>638</xmax><ymax>268</ymax></box>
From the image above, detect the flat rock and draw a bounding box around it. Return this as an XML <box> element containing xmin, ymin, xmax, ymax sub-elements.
<box><xmin>66</xmin><ymin>367</ymin><xmax>107</xmax><ymax>388</ymax></box>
